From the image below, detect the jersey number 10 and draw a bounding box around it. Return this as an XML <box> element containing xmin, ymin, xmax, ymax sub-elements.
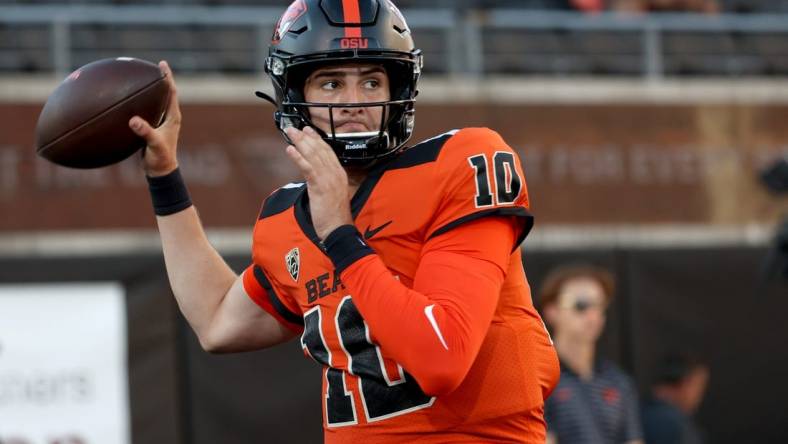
<box><xmin>468</xmin><ymin>152</ymin><xmax>523</xmax><ymax>208</ymax></box>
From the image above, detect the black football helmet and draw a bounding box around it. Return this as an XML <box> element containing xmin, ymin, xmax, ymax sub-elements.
<box><xmin>258</xmin><ymin>0</ymin><xmax>423</xmax><ymax>166</ymax></box>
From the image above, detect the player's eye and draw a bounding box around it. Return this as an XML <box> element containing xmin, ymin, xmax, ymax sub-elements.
<box><xmin>362</xmin><ymin>79</ymin><xmax>379</xmax><ymax>89</ymax></box>
<box><xmin>321</xmin><ymin>80</ymin><xmax>340</xmax><ymax>90</ymax></box>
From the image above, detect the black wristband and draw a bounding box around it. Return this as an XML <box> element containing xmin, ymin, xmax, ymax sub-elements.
<box><xmin>322</xmin><ymin>224</ymin><xmax>375</xmax><ymax>274</ymax></box>
<box><xmin>146</xmin><ymin>168</ymin><xmax>193</xmax><ymax>216</ymax></box>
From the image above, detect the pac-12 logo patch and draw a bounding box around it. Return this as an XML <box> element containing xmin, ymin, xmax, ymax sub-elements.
<box><xmin>285</xmin><ymin>247</ymin><xmax>300</xmax><ymax>282</ymax></box>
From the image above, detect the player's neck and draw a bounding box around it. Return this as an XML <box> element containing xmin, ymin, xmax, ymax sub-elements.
<box><xmin>346</xmin><ymin>169</ymin><xmax>368</xmax><ymax>197</ymax></box>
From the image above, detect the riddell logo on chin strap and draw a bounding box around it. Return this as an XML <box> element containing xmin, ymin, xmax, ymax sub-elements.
<box><xmin>340</xmin><ymin>37</ymin><xmax>369</xmax><ymax>49</ymax></box>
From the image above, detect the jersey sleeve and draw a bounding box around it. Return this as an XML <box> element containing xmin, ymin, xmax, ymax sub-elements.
<box><xmin>426</xmin><ymin>127</ymin><xmax>533</xmax><ymax>248</ymax></box>
<box><xmin>242</xmin><ymin>263</ymin><xmax>304</xmax><ymax>334</ymax></box>
<box><xmin>338</xmin><ymin>215</ymin><xmax>517</xmax><ymax>396</ymax></box>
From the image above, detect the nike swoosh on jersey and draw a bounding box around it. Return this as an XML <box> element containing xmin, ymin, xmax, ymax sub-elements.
<box><xmin>363</xmin><ymin>220</ymin><xmax>393</xmax><ymax>240</ymax></box>
<box><xmin>424</xmin><ymin>304</ymin><xmax>449</xmax><ymax>351</ymax></box>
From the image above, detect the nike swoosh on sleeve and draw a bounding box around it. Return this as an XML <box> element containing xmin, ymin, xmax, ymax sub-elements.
<box><xmin>424</xmin><ymin>304</ymin><xmax>449</xmax><ymax>351</ymax></box>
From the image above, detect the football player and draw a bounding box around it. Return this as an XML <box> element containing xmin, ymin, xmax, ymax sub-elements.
<box><xmin>129</xmin><ymin>0</ymin><xmax>559</xmax><ymax>442</ymax></box>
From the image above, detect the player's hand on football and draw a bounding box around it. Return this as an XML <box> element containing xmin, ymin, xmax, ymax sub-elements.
<box><xmin>284</xmin><ymin>126</ymin><xmax>353</xmax><ymax>240</ymax></box>
<box><xmin>129</xmin><ymin>60</ymin><xmax>181</xmax><ymax>177</ymax></box>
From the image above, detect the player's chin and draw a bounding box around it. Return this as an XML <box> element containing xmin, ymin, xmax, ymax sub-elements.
<box><xmin>336</xmin><ymin>123</ymin><xmax>372</xmax><ymax>133</ymax></box>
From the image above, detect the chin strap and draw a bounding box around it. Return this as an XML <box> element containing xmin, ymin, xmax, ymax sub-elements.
<box><xmin>254</xmin><ymin>90</ymin><xmax>277</xmax><ymax>106</ymax></box>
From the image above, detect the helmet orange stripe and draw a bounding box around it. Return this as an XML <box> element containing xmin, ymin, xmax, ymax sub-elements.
<box><xmin>342</xmin><ymin>0</ymin><xmax>362</xmax><ymax>37</ymax></box>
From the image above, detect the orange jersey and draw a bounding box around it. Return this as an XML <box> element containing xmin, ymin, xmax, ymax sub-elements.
<box><xmin>242</xmin><ymin>128</ymin><xmax>559</xmax><ymax>443</ymax></box>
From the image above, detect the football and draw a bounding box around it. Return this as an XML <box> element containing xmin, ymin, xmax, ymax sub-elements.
<box><xmin>35</xmin><ymin>57</ymin><xmax>170</xmax><ymax>169</ymax></box>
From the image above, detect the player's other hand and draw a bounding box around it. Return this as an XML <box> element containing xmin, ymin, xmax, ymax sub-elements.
<box><xmin>129</xmin><ymin>60</ymin><xmax>181</xmax><ymax>177</ymax></box>
<box><xmin>284</xmin><ymin>126</ymin><xmax>353</xmax><ymax>240</ymax></box>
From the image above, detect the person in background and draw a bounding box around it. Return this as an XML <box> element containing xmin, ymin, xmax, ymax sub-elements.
<box><xmin>641</xmin><ymin>352</ymin><xmax>710</xmax><ymax>444</ymax></box>
<box><xmin>613</xmin><ymin>0</ymin><xmax>719</xmax><ymax>13</ymax></box>
<box><xmin>553</xmin><ymin>0</ymin><xmax>606</xmax><ymax>12</ymax></box>
<box><xmin>478</xmin><ymin>0</ymin><xmax>604</xmax><ymax>12</ymax></box>
<box><xmin>539</xmin><ymin>264</ymin><xmax>644</xmax><ymax>444</ymax></box>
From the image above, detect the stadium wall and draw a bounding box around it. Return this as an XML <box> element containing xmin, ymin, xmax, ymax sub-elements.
<box><xmin>1</xmin><ymin>78</ymin><xmax>786</xmax><ymax>233</ymax></box>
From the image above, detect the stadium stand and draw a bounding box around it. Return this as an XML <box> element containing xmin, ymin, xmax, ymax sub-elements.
<box><xmin>0</xmin><ymin>1</ymin><xmax>787</xmax><ymax>77</ymax></box>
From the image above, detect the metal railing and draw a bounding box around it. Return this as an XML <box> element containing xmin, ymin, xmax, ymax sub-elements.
<box><xmin>1</xmin><ymin>5</ymin><xmax>788</xmax><ymax>78</ymax></box>
<box><xmin>0</xmin><ymin>5</ymin><xmax>455</xmax><ymax>77</ymax></box>
<box><xmin>484</xmin><ymin>10</ymin><xmax>788</xmax><ymax>79</ymax></box>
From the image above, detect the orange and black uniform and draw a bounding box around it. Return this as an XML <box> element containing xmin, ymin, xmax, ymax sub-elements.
<box><xmin>242</xmin><ymin>128</ymin><xmax>560</xmax><ymax>443</ymax></box>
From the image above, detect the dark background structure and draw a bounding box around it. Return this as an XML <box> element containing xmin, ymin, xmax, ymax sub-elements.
<box><xmin>2</xmin><ymin>248</ymin><xmax>786</xmax><ymax>443</ymax></box>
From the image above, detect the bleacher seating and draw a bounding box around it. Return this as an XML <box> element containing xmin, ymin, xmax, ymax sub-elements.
<box><xmin>1</xmin><ymin>2</ymin><xmax>788</xmax><ymax>77</ymax></box>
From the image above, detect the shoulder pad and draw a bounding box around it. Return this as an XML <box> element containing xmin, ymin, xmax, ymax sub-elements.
<box><xmin>387</xmin><ymin>129</ymin><xmax>459</xmax><ymax>170</ymax></box>
<box><xmin>258</xmin><ymin>183</ymin><xmax>305</xmax><ymax>219</ymax></box>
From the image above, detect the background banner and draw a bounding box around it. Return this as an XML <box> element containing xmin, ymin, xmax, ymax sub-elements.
<box><xmin>0</xmin><ymin>283</ymin><xmax>130</xmax><ymax>444</ymax></box>
<box><xmin>1</xmin><ymin>102</ymin><xmax>786</xmax><ymax>230</ymax></box>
